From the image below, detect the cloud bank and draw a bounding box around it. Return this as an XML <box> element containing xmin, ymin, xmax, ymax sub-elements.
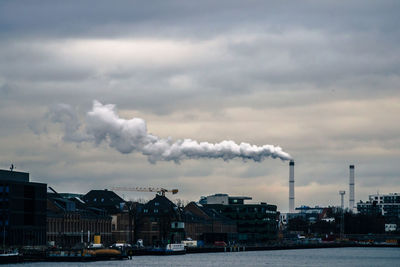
<box><xmin>1</xmin><ymin>1</ymin><xmax>399</xmax><ymax>210</ymax></box>
<box><xmin>50</xmin><ymin>100</ymin><xmax>292</xmax><ymax>163</ymax></box>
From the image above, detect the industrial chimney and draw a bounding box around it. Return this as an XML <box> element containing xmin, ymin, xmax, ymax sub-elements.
<box><xmin>349</xmin><ymin>165</ymin><xmax>355</xmax><ymax>210</ymax></box>
<box><xmin>289</xmin><ymin>160</ymin><xmax>295</xmax><ymax>213</ymax></box>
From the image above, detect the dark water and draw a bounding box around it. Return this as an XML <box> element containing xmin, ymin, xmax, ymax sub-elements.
<box><xmin>4</xmin><ymin>247</ymin><xmax>400</xmax><ymax>267</ymax></box>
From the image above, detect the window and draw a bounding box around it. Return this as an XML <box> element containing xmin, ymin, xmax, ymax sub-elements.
<box><xmin>143</xmin><ymin>209</ymin><xmax>148</xmax><ymax>213</ymax></box>
<box><xmin>154</xmin><ymin>202</ymin><xmax>159</xmax><ymax>206</ymax></box>
<box><xmin>94</xmin><ymin>198</ymin><xmax>97</xmax><ymax>202</ymax></box>
<box><xmin>154</xmin><ymin>209</ymin><xmax>158</xmax><ymax>213</ymax></box>
<box><xmin>101</xmin><ymin>198</ymin><xmax>104</xmax><ymax>202</ymax></box>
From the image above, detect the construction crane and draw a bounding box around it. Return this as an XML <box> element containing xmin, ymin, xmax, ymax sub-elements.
<box><xmin>111</xmin><ymin>186</ymin><xmax>178</xmax><ymax>197</ymax></box>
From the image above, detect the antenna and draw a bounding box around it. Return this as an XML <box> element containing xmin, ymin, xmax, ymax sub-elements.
<box><xmin>10</xmin><ymin>164</ymin><xmax>15</xmax><ymax>171</ymax></box>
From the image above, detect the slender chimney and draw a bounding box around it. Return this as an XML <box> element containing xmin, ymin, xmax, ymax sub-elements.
<box><xmin>339</xmin><ymin>190</ymin><xmax>346</xmax><ymax>210</ymax></box>
<box><xmin>339</xmin><ymin>190</ymin><xmax>346</xmax><ymax>239</ymax></box>
<box><xmin>349</xmin><ymin>165</ymin><xmax>355</xmax><ymax>210</ymax></box>
<box><xmin>289</xmin><ymin>160</ymin><xmax>295</xmax><ymax>213</ymax></box>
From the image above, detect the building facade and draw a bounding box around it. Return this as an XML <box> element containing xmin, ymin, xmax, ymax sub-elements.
<box><xmin>200</xmin><ymin>194</ymin><xmax>278</xmax><ymax>243</ymax></box>
<box><xmin>47</xmin><ymin>192</ymin><xmax>112</xmax><ymax>247</ymax></box>
<box><xmin>136</xmin><ymin>194</ymin><xmax>184</xmax><ymax>246</ymax></box>
<box><xmin>357</xmin><ymin>193</ymin><xmax>400</xmax><ymax>231</ymax></box>
<box><xmin>184</xmin><ymin>201</ymin><xmax>237</xmax><ymax>244</ymax></box>
<box><xmin>82</xmin><ymin>189</ymin><xmax>134</xmax><ymax>243</ymax></box>
<box><xmin>0</xmin><ymin>169</ymin><xmax>47</xmax><ymax>247</ymax></box>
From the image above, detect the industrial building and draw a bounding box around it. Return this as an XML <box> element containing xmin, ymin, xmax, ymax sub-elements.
<box><xmin>200</xmin><ymin>194</ymin><xmax>278</xmax><ymax>243</ymax></box>
<box><xmin>294</xmin><ymin>206</ymin><xmax>333</xmax><ymax>223</ymax></box>
<box><xmin>357</xmin><ymin>193</ymin><xmax>400</xmax><ymax>232</ymax></box>
<box><xmin>82</xmin><ymin>189</ymin><xmax>132</xmax><ymax>244</ymax></box>
<box><xmin>47</xmin><ymin>190</ymin><xmax>112</xmax><ymax>247</ymax></box>
<box><xmin>0</xmin><ymin>169</ymin><xmax>47</xmax><ymax>247</ymax></box>
<box><xmin>184</xmin><ymin>202</ymin><xmax>237</xmax><ymax>244</ymax></box>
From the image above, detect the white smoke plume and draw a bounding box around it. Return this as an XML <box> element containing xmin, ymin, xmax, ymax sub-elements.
<box><xmin>51</xmin><ymin>100</ymin><xmax>292</xmax><ymax>163</ymax></box>
<box><xmin>49</xmin><ymin>103</ymin><xmax>91</xmax><ymax>142</ymax></box>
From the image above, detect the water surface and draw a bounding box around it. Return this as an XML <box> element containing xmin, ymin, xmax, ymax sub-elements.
<box><xmin>6</xmin><ymin>247</ymin><xmax>400</xmax><ymax>267</ymax></box>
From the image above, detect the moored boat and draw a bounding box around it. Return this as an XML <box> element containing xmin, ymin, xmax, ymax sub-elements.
<box><xmin>0</xmin><ymin>250</ymin><xmax>22</xmax><ymax>264</ymax></box>
<box><xmin>46</xmin><ymin>248</ymin><xmax>125</xmax><ymax>261</ymax></box>
<box><xmin>138</xmin><ymin>243</ymin><xmax>186</xmax><ymax>255</ymax></box>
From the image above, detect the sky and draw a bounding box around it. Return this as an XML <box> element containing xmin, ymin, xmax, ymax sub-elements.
<box><xmin>1</xmin><ymin>0</ymin><xmax>399</xmax><ymax>212</ymax></box>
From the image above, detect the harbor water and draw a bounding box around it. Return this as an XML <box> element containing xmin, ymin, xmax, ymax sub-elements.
<box><xmin>4</xmin><ymin>247</ymin><xmax>399</xmax><ymax>267</ymax></box>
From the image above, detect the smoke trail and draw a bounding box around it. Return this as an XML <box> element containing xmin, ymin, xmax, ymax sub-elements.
<box><xmin>52</xmin><ymin>100</ymin><xmax>292</xmax><ymax>163</ymax></box>
<box><xmin>49</xmin><ymin>103</ymin><xmax>91</xmax><ymax>142</ymax></box>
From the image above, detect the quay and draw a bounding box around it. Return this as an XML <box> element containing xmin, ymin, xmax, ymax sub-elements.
<box><xmin>184</xmin><ymin>242</ymin><xmax>399</xmax><ymax>254</ymax></box>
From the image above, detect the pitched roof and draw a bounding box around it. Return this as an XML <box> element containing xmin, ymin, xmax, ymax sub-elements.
<box><xmin>184</xmin><ymin>202</ymin><xmax>236</xmax><ymax>224</ymax></box>
<box><xmin>142</xmin><ymin>194</ymin><xmax>181</xmax><ymax>219</ymax></box>
<box><xmin>82</xmin><ymin>189</ymin><xmax>125</xmax><ymax>214</ymax></box>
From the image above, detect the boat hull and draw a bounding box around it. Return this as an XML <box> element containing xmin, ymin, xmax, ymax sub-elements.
<box><xmin>0</xmin><ymin>254</ymin><xmax>22</xmax><ymax>264</ymax></box>
<box><xmin>132</xmin><ymin>244</ymin><xmax>186</xmax><ymax>256</ymax></box>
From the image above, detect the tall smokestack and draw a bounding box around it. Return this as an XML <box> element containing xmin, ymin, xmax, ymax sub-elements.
<box><xmin>349</xmin><ymin>165</ymin><xmax>355</xmax><ymax>210</ymax></box>
<box><xmin>289</xmin><ymin>160</ymin><xmax>295</xmax><ymax>213</ymax></box>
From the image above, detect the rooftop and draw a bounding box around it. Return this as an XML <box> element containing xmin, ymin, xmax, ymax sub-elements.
<box><xmin>0</xmin><ymin>169</ymin><xmax>29</xmax><ymax>182</ymax></box>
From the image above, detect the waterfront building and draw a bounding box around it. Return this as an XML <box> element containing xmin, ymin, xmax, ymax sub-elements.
<box><xmin>184</xmin><ymin>202</ymin><xmax>237</xmax><ymax>244</ymax></box>
<box><xmin>136</xmin><ymin>194</ymin><xmax>184</xmax><ymax>246</ymax></box>
<box><xmin>200</xmin><ymin>194</ymin><xmax>278</xmax><ymax>243</ymax></box>
<box><xmin>47</xmin><ymin>190</ymin><xmax>112</xmax><ymax>247</ymax></box>
<box><xmin>294</xmin><ymin>206</ymin><xmax>333</xmax><ymax>223</ymax></box>
<box><xmin>82</xmin><ymin>189</ymin><xmax>132</xmax><ymax>243</ymax></box>
<box><xmin>357</xmin><ymin>193</ymin><xmax>400</xmax><ymax>232</ymax></box>
<box><xmin>82</xmin><ymin>189</ymin><xmax>126</xmax><ymax>214</ymax></box>
<box><xmin>0</xmin><ymin>169</ymin><xmax>47</xmax><ymax>247</ymax></box>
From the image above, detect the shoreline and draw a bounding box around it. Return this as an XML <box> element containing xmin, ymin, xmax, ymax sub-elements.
<box><xmin>185</xmin><ymin>242</ymin><xmax>399</xmax><ymax>254</ymax></box>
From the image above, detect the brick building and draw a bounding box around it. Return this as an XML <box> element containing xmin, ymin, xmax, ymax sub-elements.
<box><xmin>47</xmin><ymin>191</ymin><xmax>112</xmax><ymax>247</ymax></box>
<box><xmin>136</xmin><ymin>194</ymin><xmax>184</xmax><ymax>246</ymax></box>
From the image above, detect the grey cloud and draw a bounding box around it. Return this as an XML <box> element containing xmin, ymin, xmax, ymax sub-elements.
<box><xmin>1</xmin><ymin>1</ymin><xmax>399</xmax><ymax>39</ymax></box>
<box><xmin>1</xmin><ymin>0</ymin><xmax>400</xmax><ymax>211</ymax></box>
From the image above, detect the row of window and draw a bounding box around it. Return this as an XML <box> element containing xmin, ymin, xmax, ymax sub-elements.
<box><xmin>0</xmin><ymin>186</ymin><xmax>10</xmax><ymax>193</ymax></box>
<box><xmin>143</xmin><ymin>209</ymin><xmax>159</xmax><ymax>213</ymax></box>
<box><xmin>47</xmin><ymin>219</ymin><xmax>110</xmax><ymax>233</ymax></box>
<box><xmin>222</xmin><ymin>207</ymin><xmax>275</xmax><ymax>213</ymax></box>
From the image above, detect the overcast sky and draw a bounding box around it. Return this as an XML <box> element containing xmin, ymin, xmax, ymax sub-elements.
<box><xmin>1</xmin><ymin>1</ymin><xmax>399</xmax><ymax>212</ymax></box>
